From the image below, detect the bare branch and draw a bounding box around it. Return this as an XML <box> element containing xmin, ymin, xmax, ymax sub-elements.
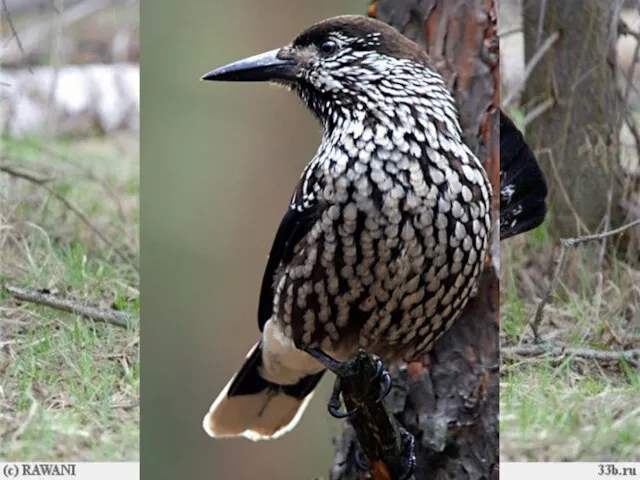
<box><xmin>619</xmin><ymin>17</ymin><xmax>640</xmax><ymax>41</ymax></box>
<box><xmin>503</xmin><ymin>31</ymin><xmax>560</xmax><ymax>107</ymax></box>
<box><xmin>529</xmin><ymin>245</ymin><xmax>566</xmax><ymax>343</ymax></box>
<box><xmin>0</xmin><ymin>0</ymin><xmax>114</xmax><ymax>65</ymax></box>
<box><xmin>1</xmin><ymin>0</ymin><xmax>27</xmax><ymax>66</ymax></box>
<box><xmin>0</xmin><ymin>162</ymin><xmax>138</xmax><ymax>271</ymax></box>
<box><xmin>529</xmin><ymin>217</ymin><xmax>640</xmax><ymax>340</ymax></box>
<box><xmin>523</xmin><ymin>97</ymin><xmax>556</xmax><ymax>127</ymax></box>
<box><xmin>4</xmin><ymin>284</ymin><xmax>136</xmax><ymax>328</ymax></box>
<box><xmin>502</xmin><ymin>344</ymin><xmax>640</xmax><ymax>368</ymax></box>
<box><xmin>561</xmin><ymin>217</ymin><xmax>640</xmax><ymax>247</ymax></box>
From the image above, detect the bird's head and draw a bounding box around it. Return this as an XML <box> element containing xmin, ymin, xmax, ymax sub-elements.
<box><xmin>202</xmin><ymin>15</ymin><xmax>451</xmax><ymax>129</ymax></box>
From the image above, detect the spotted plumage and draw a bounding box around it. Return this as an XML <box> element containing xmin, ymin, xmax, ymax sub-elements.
<box><xmin>201</xmin><ymin>15</ymin><xmax>543</xmax><ymax>442</ymax></box>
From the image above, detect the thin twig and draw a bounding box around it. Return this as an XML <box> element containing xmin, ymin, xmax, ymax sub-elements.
<box><xmin>11</xmin><ymin>137</ymin><xmax>132</xmax><ymax>229</ymax></box>
<box><xmin>622</xmin><ymin>107</ymin><xmax>640</xmax><ymax>166</ymax></box>
<box><xmin>529</xmin><ymin>246</ymin><xmax>566</xmax><ymax>343</ymax></box>
<box><xmin>595</xmin><ymin>185</ymin><xmax>623</xmax><ymax>346</ymax></box>
<box><xmin>561</xmin><ymin>217</ymin><xmax>640</xmax><ymax>247</ymax></box>
<box><xmin>1</xmin><ymin>388</ymin><xmax>39</xmax><ymax>442</ymax></box>
<box><xmin>4</xmin><ymin>285</ymin><xmax>136</xmax><ymax>328</ymax></box>
<box><xmin>542</xmin><ymin>146</ymin><xmax>591</xmax><ymax>234</ymax></box>
<box><xmin>503</xmin><ymin>31</ymin><xmax>560</xmax><ymax>107</ymax></box>
<box><xmin>502</xmin><ymin>344</ymin><xmax>640</xmax><ymax>368</ymax></box>
<box><xmin>529</xmin><ymin>218</ymin><xmax>640</xmax><ymax>341</ymax></box>
<box><xmin>0</xmin><ymin>0</ymin><xmax>113</xmax><ymax>65</ymax></box>
<box><xmin>0</xmin><ymin>163</ymin><xmax>138</xmax><ymax>271</ymax></box>
<box><xmin>536</xmin><ymin>0</ymin><xmax>548</xmax><ymax>49</ymax></box>
<box><xmin>0</xmin><ymin>0</ymin><xmax>29</xmax><ymax>70</ymax></box>
<box><xmin>523</xmin><ymin>97</ymin><xmax>555</xmax><ymax>128</ymax></box>
<box><xmin>619</xmin><ymin>18</ymin><xmax>640</xmax><ymax>41</ymax></box>
<box><xmin>498</xmin><ymin>27</ymin><xmax>521</xmax><ymax>38</ymax></box>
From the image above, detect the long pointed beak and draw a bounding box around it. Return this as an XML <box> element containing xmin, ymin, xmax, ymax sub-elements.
<box><xmin>201</xmin><ymin>48</ymin><xmax>296</xmax><ymax>82</ymax></box>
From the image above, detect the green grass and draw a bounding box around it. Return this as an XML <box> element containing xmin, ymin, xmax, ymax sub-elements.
<box><xmin>501</xmin><ymin>360</ymin><xmax>640</xmax><ymax>461</ymax></box>
<box><xmin>500</xmin><ymin>220</ymin><xmax>640</xmax><ymax>461</ymax></box>
<box><xmin>0</xmin><ymin>134</ymin><xmax>139</xmax><ymax>461</ymax></box>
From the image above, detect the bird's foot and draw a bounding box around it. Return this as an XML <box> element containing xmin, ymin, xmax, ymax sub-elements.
<box><xmin>371</xmin><ymin>355</ymin><xmax>392</xmax><ymax>403</ymax></box>
<box><xmin>295</xmin><ymin>344</ymin><xmax>393</xmax><ymax>418</ymax></box>
<box><xmin>397</xmin><ymin>426</ymin><xmax>417</xmax><ymax>480</ymax></box>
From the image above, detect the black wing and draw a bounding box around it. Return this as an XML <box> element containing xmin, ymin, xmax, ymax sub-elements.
<box><xmin>500</xmin><ymin>110</ymin><xmax>548</xmax><ymax>240</ymax></box>
<box><xmin>257</xmin><ymin>161</ymin><xmax>323</xmax><ymax>332</ymax></box>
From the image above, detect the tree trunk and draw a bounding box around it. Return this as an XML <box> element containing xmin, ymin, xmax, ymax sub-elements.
<box><xmin>330</xmin><ymin>1</ymin><xmax>500</xmax><ymax>479</ymax></box>
<box><xmin>522</xmin><ymin>0</ymin><xmax>622</xmax><ymax>237</ymax></box>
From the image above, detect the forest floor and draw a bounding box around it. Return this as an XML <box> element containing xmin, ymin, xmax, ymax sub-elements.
<box><xmin>0</xmin><ymin>133</ymin><xmax>139</xmax><ymax>460</ymax></box>
<box><xmin>499</xmin><ymin>5</ymin><xmax>640</xmax><ymax>459</ymax></box>
<box><xmin>500</xmin><ymin>219</ymin><xmax>640</xmax><ymax>461</ymax></box>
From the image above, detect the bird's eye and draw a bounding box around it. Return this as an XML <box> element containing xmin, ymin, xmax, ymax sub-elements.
<box><xmin>319</xmin><ymin>39</ymin><xmax>338</xmax><ymax>55</ymax></box>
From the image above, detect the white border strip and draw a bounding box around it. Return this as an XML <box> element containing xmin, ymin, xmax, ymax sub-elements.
<box><xmin>502</xmin><ymin>462</ymin><xmax>639</xmax><ymax>480</ymax></box>
<box><xmin>0</xmin><ymin>463</ymin><xmax>139</xmax><ymax>479</ymax></box>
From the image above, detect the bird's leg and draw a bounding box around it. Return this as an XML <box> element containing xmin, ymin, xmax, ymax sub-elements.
<box><xmin>295</xmin><ymin>342</ymin><xmax>356</xmax><ymax>418</ymax></box>
<box><xmin>295</xmin><ymin>342</ymin><xmax>343</xmax><ymax>373</ymax></box>
<box><xmin>295</xmin><ymin>343</ymin><xmax>393</xmax><ymax>417</ymax></box>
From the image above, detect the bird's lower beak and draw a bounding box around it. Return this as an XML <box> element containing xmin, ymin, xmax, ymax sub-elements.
<box><xmin>201</xmin><ymin>48</ymin><xmax>296</xmax><ymax>82</ymax></box>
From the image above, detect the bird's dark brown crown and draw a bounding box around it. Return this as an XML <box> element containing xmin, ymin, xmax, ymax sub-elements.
<box><xmin>291</xmin><ymin>15</ymin><xmax>432</xmax><ymax>67</ymax></box>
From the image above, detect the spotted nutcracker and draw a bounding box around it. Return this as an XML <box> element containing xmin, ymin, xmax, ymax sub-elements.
<box><xmin>200</xmin><ymin>15</ymin><xmax>547</xmax><ymax>441</ymax></box>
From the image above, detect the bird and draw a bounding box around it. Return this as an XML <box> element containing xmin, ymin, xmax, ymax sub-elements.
<box><xmin>200</xmin><ymin>15</ymin><xmax>546</xmax><ymax>442</ymax></box>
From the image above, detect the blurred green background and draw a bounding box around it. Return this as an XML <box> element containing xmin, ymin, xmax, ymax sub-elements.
<box><xmin>141</xmin><ymin>1</ymin><xmax>363</xmax><ymax>478</ymax></box>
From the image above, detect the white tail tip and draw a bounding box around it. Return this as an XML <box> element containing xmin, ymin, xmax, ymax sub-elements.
<box><xmin>202</xmin><ymin>379</ymin><xmax>315</xmax><ymax>441</ymax></box>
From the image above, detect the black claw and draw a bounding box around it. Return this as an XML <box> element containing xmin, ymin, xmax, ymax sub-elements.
<box><xmin>328</xmin><ymin>377</ymin><xmax>356</xmax><ymax>418</ymax></box>
<box><xmin>376</xmin><ymin>370</ymin><xmax>392</xmax><ymax>403</ymax></box>
<box><xmin>398</xmin><ymin>428</ymin><xmax>417</xmax><ymax>480</ymax></box>
<box><xmin>328</xmin><ymin>395</ymin><xmax>356</xmax><ymax>418</ymax></box>
<box><xmin>372</xmin><ymin>357</ymin><xmax>392</xmax><ymax>403</ymax></box>
<box><xmin>373</xmin><ymin>357</ymin><xmax>384</xmax><ymax>376</ymax></box>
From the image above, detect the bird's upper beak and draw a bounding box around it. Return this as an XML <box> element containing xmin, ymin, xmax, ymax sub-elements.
<box><xmin>201</xmin><ymin>48</ymin><xmax>296</xmax><ymax>82</ymax></box>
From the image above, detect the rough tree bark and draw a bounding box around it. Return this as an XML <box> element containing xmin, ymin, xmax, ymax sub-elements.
<box><xmin>523</xmin><ymin>1</ymin><xmax>623</xmax><ymax>237</ymax></box>
<box><xmin>330</xmin><ymin>1</ymin><xmax>500</xmax><ymax>479</ymax></box>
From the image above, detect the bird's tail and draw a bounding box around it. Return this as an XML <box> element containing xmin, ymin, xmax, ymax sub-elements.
<box><xmin>202</xmin><ymin>341</ymin><xmax>324</xmax><ymax>441</ymax></box>
<box><xmin>500</xmin><ymin>111</ymin><xmax>548</xmax><ymax>240</ymax></box>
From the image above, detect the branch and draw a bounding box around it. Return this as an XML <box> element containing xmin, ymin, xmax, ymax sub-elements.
<box><xmin>502</xmin><ymin>344</ymin><xmax>640</xmax><ymax>368</ymax></box>
<box><xmin>0</xmin><ymin>163</ymin><xmax>138</xmax><ymax>271</ymax></box>
<box><xmin>619</xmin><ymin>17</ymin><xmax>640</xmax><ymax>41</ymax></box>
<box><xmin>523</xmin><ymin>97</ymin><xmax>556</xmax><ymax>128</ymax></box>
<box><xmin>0</xmin><ymin>0</ymin><xmax>114</xmax><ymax>65</ymax></box>
<box><xmin>502</xmin><ymin>31</ymin><xmax>560</xmax><ymax>107</ymax></box>
<box><xmin>561</xmin><ymin>217</ymin><xmax>640</xmax><ymax>247</ymax></box>
<box><xmin>530</xmin><ymin>218</ymin><xmax>640</xmax><ymax>340</ymax></box>
<box><xmin>3</xmin><ymin>284</ymin><xmax>136</xmax><ymax>328</ymax></box>
<box><xmin>1</xmin><ymin>0</ymin><xmax>28</xmax><ymax>66</ymax></box>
